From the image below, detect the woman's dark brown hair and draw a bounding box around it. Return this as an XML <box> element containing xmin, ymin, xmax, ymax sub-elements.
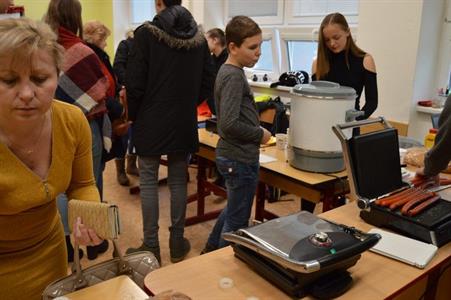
<box><xmin>316</xmin><ymin>12</ymin><xmax>365</xmax><ymax>80</ymax></box>
<box><xmin>206</xmin><ymin>28</ymin><xmax>225</xmax><ymax>47</ymax></box>
<box><xmin>45</xmin><ymin>0</ymin><xmax>83</xmax><ymax>39</ymax></box>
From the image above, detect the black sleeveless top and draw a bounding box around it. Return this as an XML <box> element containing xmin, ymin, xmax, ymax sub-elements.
<box><xmin>313</xmin><ymin>51</ymin><xmax>378</xmax><ymax>120</ymax></box>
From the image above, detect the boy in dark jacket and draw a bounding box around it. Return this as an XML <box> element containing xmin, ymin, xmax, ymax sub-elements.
<box><xmin>202</xmin><ymin>16</ymin><xmax>271</xmax><ymax>253</ymax></box>
<box><xmin>125</xmin><ymin>0</ymin><xmax>214</xmax><ymax>264</ymax></box>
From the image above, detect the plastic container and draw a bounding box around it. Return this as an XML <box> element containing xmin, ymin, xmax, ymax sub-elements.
<box><xmin>424</xmin><ymin>128</ymin><xmax>438</xmax><ymax>149</ymax></box>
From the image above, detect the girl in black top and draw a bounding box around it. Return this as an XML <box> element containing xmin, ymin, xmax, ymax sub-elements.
<box><xmin>312</xmin><ymin>12</ymin><xmax>378</xmax><ymax>120</ymax></box>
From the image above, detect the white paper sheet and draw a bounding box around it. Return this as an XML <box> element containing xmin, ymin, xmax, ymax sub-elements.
<box><xmin>259</xmin><ymin>153</ymin><xmax>277</xmax><ymax>164</ymax></box>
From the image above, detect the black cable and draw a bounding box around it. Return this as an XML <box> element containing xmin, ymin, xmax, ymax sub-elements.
<box><xmin>323</xmin><ymin>173</ymin><xmax>348</xmax><ymax>197</ymax></box>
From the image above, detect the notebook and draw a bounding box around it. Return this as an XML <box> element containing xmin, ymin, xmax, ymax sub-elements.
<box><xmin>368</xmin><ymin>228</ymin><xmax>437</xmax><ymax>269</ymax></box>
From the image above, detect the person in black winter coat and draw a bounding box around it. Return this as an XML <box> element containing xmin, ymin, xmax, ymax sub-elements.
<box><xmin>125</xmin><ymin>0</ymin><xmax>214</xmax><ymax>264</ymax></box>
<box><xmin>113</xmin><ymin>30</ymin><xmax>140</xmax><ymax>179</ymax></box>
<box><xmin>113</xmin><ymin>30</ymin><xmax>134</xmax><ymax>87</ymax></box>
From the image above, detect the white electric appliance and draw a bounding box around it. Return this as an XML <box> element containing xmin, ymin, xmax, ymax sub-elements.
<box><xmin>288</xmin><ymin>81</ymin><xmax>361</xmax><ymax>173</ymax></box>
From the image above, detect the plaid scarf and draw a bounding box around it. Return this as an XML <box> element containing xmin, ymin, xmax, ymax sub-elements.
<box><xmin>56</xmin><ymin>26</ymin><xmax>111</xmax><ymax>151</ymax></box>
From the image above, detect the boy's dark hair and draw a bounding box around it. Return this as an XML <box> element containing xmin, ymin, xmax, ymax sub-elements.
<box><xmin>162</xmin><ymin>0</ymin><xmax>182</xmax><ymax>7</ymax></box>
<box><xmin>226</xmin><ymin>16</ymin><xmax>261</xmax><ymax>48</ymax></box>
<box><xmin>206</xmin><ymin>28</ymin><xmax>225</xmax><ymax>47</ymax></box>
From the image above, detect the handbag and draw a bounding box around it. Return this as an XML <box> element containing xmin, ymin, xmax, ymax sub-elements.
<box><xmin>42</xmin><ymin>200</ymin><xmax>159</xmax><ymax>299</ymax></box>
<box><xmin>112</xmin><ymin>88</ymin><xmax>130</xmax><ymax>137</ymax></box>
<box><xmin>42</xmin><ymin>241</ymin><xmax>159</xmax><ymax>299</ymax></box>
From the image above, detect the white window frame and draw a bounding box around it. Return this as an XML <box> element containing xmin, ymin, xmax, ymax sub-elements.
<box><xmin>244</xmin><ymin>28</ymin><xmax>282</xmax><ymax>82</ymax></box>
<box><xmin>278</xmin><ymin>26</ymin><xmax>358</xmax><ymax>74</ymax></box>
<box><xmin>279</xmin><ymin>27</ymin><xmax>319</xmax><ymax>74</ymax></box>
<box><xmin>224</xmin><ymin>0</ymin><xmax>285</xmax><ymax>25</ymax></box>
<box><xmin>285</xmin><ymin>0</ymin><xmax>358</xmax><ymax>25</ymax></box>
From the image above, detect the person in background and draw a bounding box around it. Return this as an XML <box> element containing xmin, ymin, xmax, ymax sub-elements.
<box><xmin>125</xmin><ymin>0</ymin><xmax>214</xmax><ymax>264</ymax></box>
<box><xmin>45</xmin><ymin>0</ymin><xmax>109</xmax><ymax>261</ymax></box>
<box><xmin>312</xmin><ymin>12</ymin><xmax>377</xmax><ymax>121</ymax></box>
<box><xmin>84</xmin><ymin>20</ymin><xmax>130</xmax><ymax>186</ymax></box>
<box><xmin>206</xmin><ymin>28</ymin><xmax>228</xmax><ymax>74</ymax></box>
<box><xmin>416</xmin><ymin>95</ymin><xmax>451</xmax><ymax>179</ymax></box>
<box><xmin>113</xmin><ymin>29</ymin><xmax>140</xmax><ymax>179</ymax></box>
<box><xmin>0</xmin><ymin>18</ymin><xmax>103</xmax><ymax>299</ymax></box>
<box><xmin>205</xmin><ymin>27</ymin><xmax>227</xmax><ymax>115</ymax></box>
<box><xmin>201</xmin><ymin>16</ymin><xmax>272</xmax><ymax>254</ymax></box>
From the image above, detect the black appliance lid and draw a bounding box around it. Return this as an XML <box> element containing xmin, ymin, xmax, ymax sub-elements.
<box><xmin>348</xmin><ymin>128</ymin><xmax>404</xmax><ymax>199</ymax></box>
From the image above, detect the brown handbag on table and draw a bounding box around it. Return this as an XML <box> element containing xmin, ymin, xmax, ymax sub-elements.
<box><xmin>42</xmin><ymin>200</ymin><xmax>159</xmax><ymax>299</ymax></box>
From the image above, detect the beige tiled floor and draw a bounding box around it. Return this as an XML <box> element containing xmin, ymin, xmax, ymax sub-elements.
<box><xmin>79</xmin><ymin>160</ymin><xmax>322</xmax><ymax>268</ymax></box>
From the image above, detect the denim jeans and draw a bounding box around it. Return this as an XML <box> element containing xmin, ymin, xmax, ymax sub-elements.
<box><xmin>207</xmin><ymin>156</ymin><xmax>259</xmax><ymax>248</ymax></box>
<box><xmin>90</xmin><ymin>119</ymin><xmax>104</xmax><ymax>198</ymax></box>
<box><xmin>139</xmin><ymin>153</ymin><xmax>188</xmax><ymax>248</ymax></box>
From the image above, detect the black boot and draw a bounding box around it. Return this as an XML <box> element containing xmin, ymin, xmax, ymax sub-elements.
<box><xmin>169</xmin><ymin>237</ymin><xmax>191</xmax><ymax>263</ymax></box>
<box><xmin>87</xmin><ymin>240</ymin><xmax>109</xmax><ymax>260</ymax></box>
<box><xmin>115</xmin><ymin>158</ymin><xmax>130</xmax><ymax>186</ymax></box>
<box><xmin>66</xmin><ymin>235</ymin><xmax>83</xmax><ymax>263</ymax></box>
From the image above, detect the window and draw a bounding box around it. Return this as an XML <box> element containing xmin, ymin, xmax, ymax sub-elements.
<box><xmin>131</xmin><ymin>0</ymin><xmax>156</xmax><ymax>24</ymax></box>
<box><xmin>245</xmin><ymin>30</ymin><xmax>282</xmax><ymax>80</ymax></box>
<box><xmin>225</xmin><ymin>0</ymin><xmax>284</xmax><ymax>25</ymax></box>
<box><xmin>286</xmin><ymin>40</ymin><xmax>317</xmax><ymax>72</ymax></box>
<box><xmin>278</xmin><ymin>28</ymin><xmax>318</xmax><ymax>75</ymax></box>
<box><xmin>252</xmin><ymin>39</ymin><xmax>274</xmax><ymax>71</ymax></box>
<box><xmin>286</xmin><ymin>0</ymin><xmax>359</xmax><ymax>25</ymax></box>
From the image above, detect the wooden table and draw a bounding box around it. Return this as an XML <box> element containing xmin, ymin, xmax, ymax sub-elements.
<box><xmin>186</xmin><ymin>129</ymin><xmax>348</xmax><ymax>225</ymax></box>
<box><xmin>146</xmin><ymin>203</ymin><xmax>451</xmax><ymax>299</ymax></box>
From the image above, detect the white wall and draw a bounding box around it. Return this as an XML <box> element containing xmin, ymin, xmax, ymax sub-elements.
<box><xmin>113</xmin><ymin>1</ymin><xmax>131</xmax><ymax>52</ymax></box>
<box><xmin>204</xmin><ymin>0</ymin><xmax>225</xmax><ymax>30</ymax></box>
<box><xmin>357</xmin><ymin>0</ymin><xmax>448</xmax><ymax>141</ymax></box>
<box><xmin>435</xmin><ymin>0</ymin><xmax>451</xmax><ymax>88</ymax></box>
<box><xmin>408</xmin><ymin>0</ymin><xmax>446</xmax><ymax>141</ymax></box>
<box><xmin>357</xmin><ymin>0</ymin><xmax>424</xmax><ymax>125</ymax></box>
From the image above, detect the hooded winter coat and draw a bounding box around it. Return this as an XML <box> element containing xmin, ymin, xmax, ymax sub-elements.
<box><xmin>126</xmin><ymin>5</ymin><xmax>214</xmax><ymax>155</ymax></box>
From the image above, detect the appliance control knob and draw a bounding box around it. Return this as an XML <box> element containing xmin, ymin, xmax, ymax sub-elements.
<box><xmin>313</xmin><ymin>232</ymin><xmax>329</xmax><ymax>243</ymax></box>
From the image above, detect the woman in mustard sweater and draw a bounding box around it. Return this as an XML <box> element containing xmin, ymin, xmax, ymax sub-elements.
<box><xmin>0</xmin><ymin>18</ymin><xmax>102</xmax><ymax>299</ymax></box>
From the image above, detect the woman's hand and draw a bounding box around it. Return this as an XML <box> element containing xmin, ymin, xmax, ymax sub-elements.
<box><xmin>260</xmin><ymin>127</ymin><xmax>272</xmax><ymax>144</ymax></box>
<box><xmin>415</xmin><ymin>167</ymin><xmax>426</xmax><ymax>177</ymax></box>
<box><xmin>119</xmin><ymin>86</ymin><xmax>126</xmax><ymax>104</ymax></box>
<box><xmin>73</xmin><ymin>217</ymin><xmax>103</xmax><ymax>246</ymax></box>
<box><xmin>413</xmin><ymin>168</ymin><xmax>440</xmax><ymax>188</ymax></box>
